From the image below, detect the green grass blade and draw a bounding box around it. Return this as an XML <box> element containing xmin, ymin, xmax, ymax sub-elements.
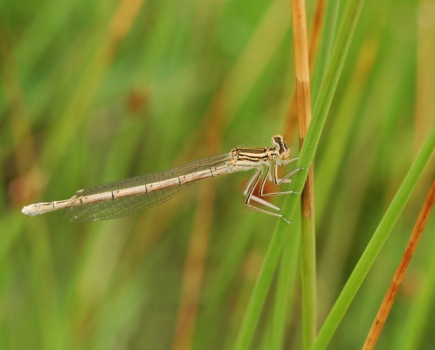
<box><xmin>233</xmin><ymin>217</ymin><xmax>290</xmax><ymax>350</ymax></box>
<box><xmin>312</xmin><ymin>123</ymin><xmax>435</xmax><ymax>350</ymax></box>
<box><xmin>300</xmin><ymin>213</ymin><xmax>317</xmax><ymax>350</ymax></box>
<box><xmin>311</xmin><ymin>0</ymin><xmax>341</xmax><ymax>103</ymax></box>
<box><xmin>234</xmin><ymin>1</ymin><xmax>364</xmax><ymax>348</ymax></box>
<box><xmin>270</xmin><ymin>204</ymin><xmax>301</xmax><ymax>349</ymax></box>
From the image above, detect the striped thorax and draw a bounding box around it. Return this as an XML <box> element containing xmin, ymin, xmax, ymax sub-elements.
<box><xmin>229</xmin><ymin>134</ymin><xmax>292</xmax><ymax>170</ymax></box>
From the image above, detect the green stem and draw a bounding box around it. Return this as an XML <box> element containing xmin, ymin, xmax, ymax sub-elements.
<box><xmin>300</xmin><ymin>213</ymin><xmax>317</xmax><ymax>349</ymax></box>
<box><xmin>233</xmin><ymin>218</ymin><xmax>289</xmax><ymax>350</ymax></box>
<box><xmin>311</xmin><ymin>0</ymin><xmax>341</xmax><ymax>103</ymax></box>
<box><xmin>271</xmin><ymin>204</ymin><xmax>301</xmax><ymax>349</ymax></box>
<box><xmin>312</xmin><ymin>123</ymin><xmax>435</xmax><ymax>350</ymax></box>
<box><xmin>233</xmin><ymin>1</ymin><xmax>364</xmax><ymax>349</ymax></box>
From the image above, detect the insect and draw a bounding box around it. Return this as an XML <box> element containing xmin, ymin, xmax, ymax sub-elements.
<box><xmin>22</xmin><ymin>135</ymin><xmax>302</xmax><ymax>223</ymax></box>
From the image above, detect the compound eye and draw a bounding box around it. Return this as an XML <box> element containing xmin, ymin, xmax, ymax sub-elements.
<box><xmin>272</xmin><ymin>134</ymin><xmax>285</xmax><ymax>145</ymax></box>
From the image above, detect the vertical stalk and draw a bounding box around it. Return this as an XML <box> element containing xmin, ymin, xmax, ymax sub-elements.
<box><xmin>290</xmin><ymin>0</ymin><xmax>317</xmax><ymax>348</ymax></box>
<box><xmin>362</xmin><ymin>179</ymin><xmax>435</xmax><ymax>349</ymax></box>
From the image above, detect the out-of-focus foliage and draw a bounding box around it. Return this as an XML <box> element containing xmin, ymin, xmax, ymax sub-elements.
<box><xmin>0</xmin><ymin>0</ymin><xmax>433</xmax><ymax>349</ymax></box>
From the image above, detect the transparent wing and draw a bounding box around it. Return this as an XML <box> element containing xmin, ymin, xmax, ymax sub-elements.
<box><xmin>66</xmin><ymin>154</ymin><xmax>231</xmax><ymax>222</ymax></box>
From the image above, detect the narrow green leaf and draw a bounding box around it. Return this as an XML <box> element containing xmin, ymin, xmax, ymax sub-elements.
<box><xmin>234</xmin><ymin>1</ymin><xmax>364</xmax><ymax>348</ymax></box>
<box><xmin>312</xmin><ymin>123</ymin><xmax>435</xmax><ymax>350</ymax></box>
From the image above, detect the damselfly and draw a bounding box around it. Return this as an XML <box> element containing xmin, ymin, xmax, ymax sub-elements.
<box><xmin>22</xmin><ymin>135</ymin><xmax>302</xmax><ymax>223</ymax></box>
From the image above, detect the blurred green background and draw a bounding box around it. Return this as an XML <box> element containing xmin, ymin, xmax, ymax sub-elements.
<box><xmin>1</xmin><ymin>0</ymin><xmax>434</xmax><ymax>349</ymax></box>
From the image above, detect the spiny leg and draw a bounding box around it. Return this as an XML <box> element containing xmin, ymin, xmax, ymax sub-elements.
<box><xmin>259</xmin><ymin>163</ymin><xmax>302</xmax><ymax>197</ymax></box>
<box><xmin>243</xmin><ymin>167</ymin><xmax>291</xmax><ymax>224</ymax></box>
<box><xmin>243</xmin><ymin>169</ymin><xmax>262</xmax><ymax>197</ymax></box>
<box><xmin>266</xmin><ymin>158</ymin><xmax>299</xmax><ymax>185</ymax></box>
<box><xmin>246</xmin><ymin>194</ymin><xmax>291</xmax><ymax>224</ymax></box>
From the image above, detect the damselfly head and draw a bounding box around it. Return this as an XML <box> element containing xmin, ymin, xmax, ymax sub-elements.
<box><xmin>271</xmin><ymin>135</ymin><xmax>291</xmax><ymax>162</ymax></box>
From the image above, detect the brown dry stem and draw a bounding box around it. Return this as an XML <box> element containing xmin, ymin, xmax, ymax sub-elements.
<box><xmin>362</xmin><ymin>179</ymin><xmax>435</xmax><ymax>350</ymax></box>
<box><xmin>290</xmin><ymin>0</ymin><xmax>317</xmax><ymax>348</ymax></box>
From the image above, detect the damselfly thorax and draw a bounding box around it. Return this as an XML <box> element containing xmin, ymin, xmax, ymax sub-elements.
<box><xmin>22</xmin><ymin>135</ymin><xmax>302</xmax><ymax>223</ymax></box>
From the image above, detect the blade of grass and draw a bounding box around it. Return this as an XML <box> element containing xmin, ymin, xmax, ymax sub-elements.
<box><xmin>311</xmin><ymin>0</ymin><xmax>341</xmax><ymax>103</ymax></box>
<box><xmin>290</xmin><ymin>0</ymin><xmax>317</xmax><ymax>347</ymax></box>
<box><xmin>233</xmin><ymin>217</ymin><xmax>292</xmax><ymax>350</ymax></box>
<box><xmin>362</xmin><ymin>179</ymin><xmax>435</xmax><ymax>349</ymax></box>
<box><xmin>307</xmin><ymin>0</ymin><xmax>326</xmax><ymax>71</ymax></box>
<box><xmin>315</xmin><ymin>42</ymin><xmax>377</xmax><ymax>223</ymax></box>
<box><xmin>234</xmin><ymin>1</ymin><xmax>364</xmax><ymax>349</ymax></box>
<box><xmin>270</xmin><ymin>202</ymin><xmax>301</xmax><ymax>349</ymax></box>
<box><xmin>318</xmin><ymin>38</ymin><xmax>415</xmax><ymax>313</ymax></box>
<box><xmin>270</xmin><ymin>0</ymin><xmax>327</xmax><ymax>345</ymax></box>
<box><xmin>193</xmin><ymin>219</ymin><xmax>257</xmax><ymax>350</ymax></box>
<box><xmin>312</xmin><ymin>123</ymin><xmax>435</xmax><ymax>350</ymax></box>
<box><xmin>284</xmin><ymin>0</ymin><xmax>326</xmax><ymax>151</ymax></box>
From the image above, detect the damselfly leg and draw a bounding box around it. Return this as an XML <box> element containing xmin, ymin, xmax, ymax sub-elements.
<box><xmin>244</xmin><ymin>168</ymin><xmax>291</xmax><ymax>223</ymax></box>
<box><xmin>243</xmin><ymin>163</ymin><xmax>303</xmax><ymax>224</ymax></box>
<box><xmin>271</xmin><ymin>156</ymin><xmax>299</xmax><ymax>184</ymax></box>
<box><xmin>259</xmin><ymin>165</ymin><xmax>305</xmax><ymax>197</ymax></box>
